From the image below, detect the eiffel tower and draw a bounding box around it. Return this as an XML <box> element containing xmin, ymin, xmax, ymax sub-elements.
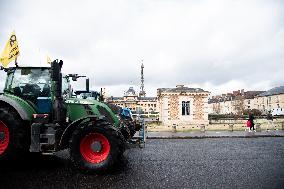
<box><xmin>139</xmin><ymin>60</ymin><xmax>146</xmax><ymax>98</ymax></box>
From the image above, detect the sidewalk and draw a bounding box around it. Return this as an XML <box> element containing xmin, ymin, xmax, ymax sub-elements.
<box><xmin>146</xmin><ymin>130</ymin><xmax>284</xmax><ymax>139</ymax></box>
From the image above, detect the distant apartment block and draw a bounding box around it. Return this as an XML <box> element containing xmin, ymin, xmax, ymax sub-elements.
<box><xmin>255</xmin><ymin>86</ymin><xmax>284</xmax><ymax>115</ymax></box>
<box><xmin>208</xmin><ymin>86</ymin><xmax>284</xmax><ymax>115</ymax></box>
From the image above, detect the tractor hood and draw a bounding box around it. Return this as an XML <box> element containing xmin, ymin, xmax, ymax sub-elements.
<box><xmin>65</xmin><ymin>98</ymin><xmax>95</xmax><ymax>105</ymax></box>
<box><xmin>65</xmin><ymin>98</ymin><xmax>120</xmax><ymax>127</ymax></box>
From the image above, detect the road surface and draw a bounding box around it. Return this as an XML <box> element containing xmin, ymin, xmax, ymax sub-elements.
<box><xmin>0</xmin><ymin>138</ymin><xmax>283</xmax><ymax>189</ymax></box>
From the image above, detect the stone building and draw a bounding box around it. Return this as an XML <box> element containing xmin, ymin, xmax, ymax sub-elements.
<box><xmin>107</xmin><ymin>87</ymin><xmax>157</xmax><ymax>115</ymax></box>
<box><xmin>157</xmin><ymin>85</ymin><xmax>210</xmax><ymax>126</ymax></box>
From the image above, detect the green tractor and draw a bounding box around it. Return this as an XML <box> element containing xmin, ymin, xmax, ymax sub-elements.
<box><xmin>0</xmin><ymin>60</ymin><xmax>140</xmax><ymax>173</ymax></box>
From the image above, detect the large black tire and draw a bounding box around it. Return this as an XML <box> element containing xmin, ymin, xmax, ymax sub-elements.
<box><xmin>0</xmin><ymin>107</ymin><xmax>29</xmax><ymax>160</ymax></box>
<box><xmin>69</xmin><ymin>119</ymin><xmax>125</xmax><ymax>173</ymax></box>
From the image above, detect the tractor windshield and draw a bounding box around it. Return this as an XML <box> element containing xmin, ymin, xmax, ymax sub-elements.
<box><xmin>6</xmin><ymin>68</ymin><xmax>51</xmax><ymax>99</ymax></box>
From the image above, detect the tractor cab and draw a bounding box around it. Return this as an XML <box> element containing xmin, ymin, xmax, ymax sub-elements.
<box><xmin>4</xmin><ymin>67</ymin><xmax>51</xmax><ymax>98</ymax></box>
<box><xmin>4</xmin><ymin>67</ymin><xmax>52</xmax><ymax>113</ymax></box>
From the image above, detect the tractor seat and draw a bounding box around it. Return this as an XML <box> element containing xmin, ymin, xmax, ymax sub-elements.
<box><xmin>13</xmin><ymin>87</ymin><xmax>22</xmax><ymax>97</ymax></box>
<box><xmin>22</xmin><ymin>84</ymin><xmax>40</xmax><ymax>94</ymax></box>
<box><xmin>41</xmin><ymin>84</ymin><xmax>51</xmax><ymax>97</ymax></box>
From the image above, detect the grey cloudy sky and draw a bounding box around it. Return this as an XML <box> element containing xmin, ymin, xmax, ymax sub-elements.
<box><xmin>0</xmin><ymin>0</ymin><xmax>283</xmax><ymax>96</ymax></box>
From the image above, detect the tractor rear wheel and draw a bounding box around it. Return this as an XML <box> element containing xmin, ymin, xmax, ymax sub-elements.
<box><xmin>69</xmin><ymin>119</ymin><xmax>125</xmax><ymax>173</ymax></box>
<box><xmin>0</xmin><ymin>107</ymin><xmax>29</xmax><ymax>160</ymax></box>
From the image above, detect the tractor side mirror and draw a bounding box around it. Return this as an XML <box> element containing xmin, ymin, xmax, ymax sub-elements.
<box><xmin>51</xmin><ymin>60</ymin><xmax>61</xmax><ymax>81</ymax></box>
<box><xmin>72</xmin><ymin>76</ymin><xmax>77</xmax><ymax>81</ymax></box>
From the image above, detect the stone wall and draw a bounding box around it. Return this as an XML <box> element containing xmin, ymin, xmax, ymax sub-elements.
<box><xmin>169</xmin><ymin>95</ymin><xmax>179</xmax><ymax>120</ymax></box>
<box><xmin>193</xmin><ymin>95</ymin><xmax>204</xmax><ymax>120</ymax></box>
<box><xmin>208</xmin><ymin>118</ymin><xmax>284</xmax><ymax>131</ymax></box>
<box><xmin>147</xmin><ymin>118</ymin><xmax>284</xmax><ymax>131</ymax></box>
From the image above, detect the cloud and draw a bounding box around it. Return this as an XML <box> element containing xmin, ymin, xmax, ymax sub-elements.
<box><xmin>0</xmin><ymin>0</ymin><xmax>283</xmax><ymax>96</ymax></box>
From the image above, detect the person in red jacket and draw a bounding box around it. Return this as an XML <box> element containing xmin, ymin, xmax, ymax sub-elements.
<box><xmin>248</xmin><ymin>112</ymin><xmax>256</xmax><ymax>132</ymax></box>
<box><xmin>246</xmin><ymin>119</ymin><xmax>251</xmax><ymax>132</ymax></box>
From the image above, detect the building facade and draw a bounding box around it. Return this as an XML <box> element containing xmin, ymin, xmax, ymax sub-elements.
<box><xmin>208</xmin><ymin>87</ymin><xmax>284</xmax><ymax>116</ymax></box>
<box><xmin>208</xmin><ymin>90</ymin><xmax>263</xmax><ymax>115</ymax></box>
<box><xmin>255</xmin><ymin>86</ymin><xmax>284</xmax><ymax>115</ymax></box>
<box><xmin>157</xmin><ymin>85</ymin><xmax>210</xmax><ymax>126</ymax></box>
<box><xmin>107</xmin><ymin>87</ymin><xmax>158</xmax><ymax>115</ymax></box>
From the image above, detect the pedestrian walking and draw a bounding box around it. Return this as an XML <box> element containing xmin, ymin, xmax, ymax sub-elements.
<box><xmin>248</xmin><ymin>112</ymin><xmax>256</xmax><ymax>132</ymax></box>
<box><xmin>266</xmin><ymin>111</ymin><xmax>273</xmax><ymax>131</ymax></box>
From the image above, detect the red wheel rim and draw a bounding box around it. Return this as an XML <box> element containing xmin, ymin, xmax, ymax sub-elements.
<box><xmin>80</xmin><ymin>133</ymin><xmax>110</xmax><ymax>164</ymax></box>
<box><xmin>0</xmin><ymin>120</ymin><xmax>9</xmax><ymax>155</ymax></box>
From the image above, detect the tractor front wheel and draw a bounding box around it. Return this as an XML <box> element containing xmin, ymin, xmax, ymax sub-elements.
<box><xmin>69</xmin><ymin>120</ymin><xmax>124</xmax><ymax>173</ymax></box>
<box><xmin>0</xmin><ymin>120</ymin><xmax>9</xmax><ymax>156</ymax></box>
<box><xmin>0</xmin><ymin>107</ymin><xmax>29</xmax><ymax>160</ymax></box>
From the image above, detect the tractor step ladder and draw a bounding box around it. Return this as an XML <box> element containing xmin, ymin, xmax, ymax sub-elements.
<box><xmin>128</xmin><ymin>118</ymin><xmax>147</xmax><ymax>148</ymax></box>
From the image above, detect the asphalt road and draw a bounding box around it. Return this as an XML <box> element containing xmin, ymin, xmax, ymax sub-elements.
<box><xmin>0</xmin><ymin>138</ymin><xmax>284</xmax><ymax>189</ymax></box>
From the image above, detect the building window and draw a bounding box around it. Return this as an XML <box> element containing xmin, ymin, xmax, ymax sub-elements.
<box><xmin>182</xmin><ymin>101</ymin><xmax>190</xmax><ymax>116</ymax></box>
<box><xmin>276</xmin><ymin>96</ymin><xmax>279</xmax><ymax>103</ymax></box>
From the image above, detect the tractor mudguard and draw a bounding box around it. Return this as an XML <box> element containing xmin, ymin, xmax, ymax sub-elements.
<box><xmin>0</xmin><ymin>96</ymin><xmax>32</xmax><ymax>120</ymax></box>
<box><xmin>58</xmin><ymin>115</ymin><xmax>104</xmax><ymax>150</ymax></box>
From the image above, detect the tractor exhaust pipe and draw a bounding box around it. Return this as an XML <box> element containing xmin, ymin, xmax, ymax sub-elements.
<box><xmin>86</xmin><ymin>78</ymin><xmax>89</xmax><ymax>92</ymax></box>
<box><xmin>51</xmin><ymin>60</ymin><xmax>62</xmax><ymax>98</ymax></box>
<box><xmin>51</xmin><ymin>60</ymin><xmax>66</xmax><ymax>124</ymax></box>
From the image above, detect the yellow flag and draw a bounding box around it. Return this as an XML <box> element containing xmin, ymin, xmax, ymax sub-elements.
<box><xmin>46</xmin><ymin>55</ymin><xmax>52</xmax><ymax>64</ymax></box>
<box><xmin>0</xmin><ymin>31</ymin><xmax>20</xmax><ymax>67</ymax></box>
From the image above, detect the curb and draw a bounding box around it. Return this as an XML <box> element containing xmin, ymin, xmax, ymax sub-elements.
<box><xmin>147</xmin><ymin>135</ymin><xmax>284</xmax><ymax>139</ymax></box>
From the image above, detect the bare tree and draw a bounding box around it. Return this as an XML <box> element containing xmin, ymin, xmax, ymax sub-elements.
<box><xmin>233</xmin><ymin>95</ymin><xmax>245</xmax><ymax>115</ymax></box>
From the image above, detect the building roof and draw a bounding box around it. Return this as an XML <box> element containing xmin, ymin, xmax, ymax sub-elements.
<box><xmin>139</xmin><ymin>97</ymin><xmax>157</xmax><ymax>101</ymax></box>
<box><xmin>107</xmin><ymin>97</ymin><xmax>123</xmax><ymax>101</ymax></box>
<box><xmin>157</xmin><ymin>85</ymin><xmax>209</xmax><ymax>94</ymax></box>
<box><xmin>208</xmin><ymin>90</ymin><xmax>264</xmax><ymax>103</ymax></box>
<box><xmin>243</xmin><ymin>91</ymin><xmax>264</xmax><ymax>99</ymax></box>
<box><xmin>258</xmin><ymin>86</ymin><xmax>284</xmax><ymax>97</ymax></box>
<box><xmin>107</xmin><ymin>96</ymin><xmax>156</xmax><ymax>101</ymax></box>
<box><xmin>125</xmin><ymin>87</ymin><xmax>137</xmax><ymax>96</ymax></box>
